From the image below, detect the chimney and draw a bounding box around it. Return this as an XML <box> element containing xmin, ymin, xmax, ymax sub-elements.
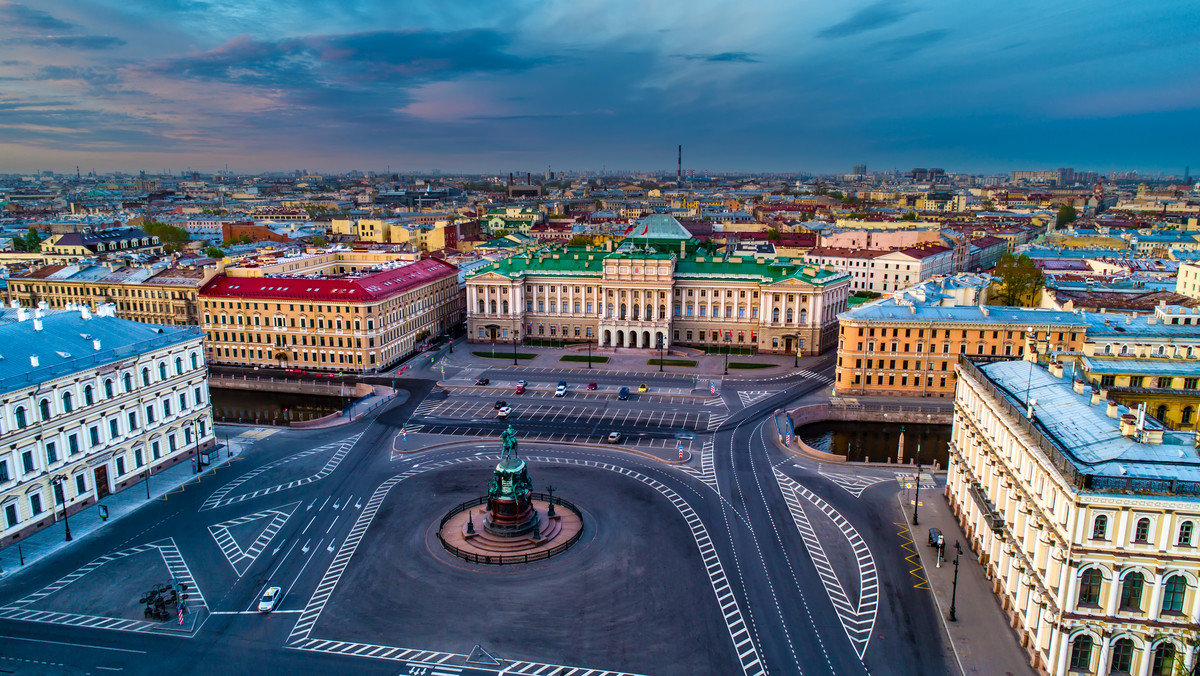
<box><xmin>80</xmin><ymin>306</ymin><xmax>91</xmax><ymax>320</ymax></box>
<box><xmin>1120</xmin><ymin>413</ymin><xmax>1138</xmax><ymax>437</ymax></box>
<box><xmin>29</xmin><ymin>355</ymin><xmax>38</xmax><ymax>367</ymax></box>
<box><xmin>33</xmin><ymin>307</ymin><xmax>42</xmax><ymax>320</ymax></box>
<box><xmin>7</xmin><ymin>300</ymin><xmax>15</xmax><ymax>309</ymax></box>
<box><xmin>1049</xmin><ymin>361</ymin><xmax>1063</xmax><ymax>378</ymax></box>
<box><xmin>1090</xmin><ymin>389</ymin><xmax>1102</xmax><ymax>406</ymax></box>
<box><xmin>92</xmin><ymin>339</ymin><xmax>101</xmax><ymax>351</ymax></box>
<box><xmin>1073</xmin><ymin>378</ymin><xmax>1086</xmax><ymax>395</ymax></box>
<box><xmin>17</xmin><ymin>308</ymin><xmax>28</xmax><ymax>322</ymax></box>
<box><xmin>1107</xmin><ymin>400</ymin><xmax>1120</xmax><ymax>418</ymax></box>
<box><xmin>1026</xmin><ymin>398</ymin><xmax>1037</xmax><ymax>419</ymax></box>
<box><xmin>37</xmin><ymin>300</ymin><xmax>48</xmax><ymax>311</ymax></box>
<box><xmin>33</xmin><ymin>318</ymin><xmax>42</xmax><ymax>331</ymax></box>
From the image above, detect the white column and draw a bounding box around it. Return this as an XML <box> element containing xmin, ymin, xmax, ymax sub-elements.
<box><xmin>1095</xmin><ymin>634</ymin><xmax>1113</xmax><ymax>676</ymax></box>
<box><xmin>1137</xmin><ymin>642</ymin><xmax>1154</xmax><ymax>676</ymax></box>
<box><xmin>1105</xmin><ymin>571</ymin><xmax>1122</xmax><ymax>616</ymax></box>
<box><xmin>1063</xmin><ymin>565</ymin><xmax>1080</xmax><ymax>612</ymax></box>
<box><xmin>1051</xmin><ymin>626</ymin><xmax>1070</xmax><ymax>676</ymax></box>
<box><xmin>1147</xmin><ymin>575</ymin><xmax>1166</xmax><ymax>622</ymax></box>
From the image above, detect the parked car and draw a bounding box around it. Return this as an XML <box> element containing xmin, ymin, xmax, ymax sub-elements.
<box><xmin>497</xmin><ymin>406</ymin><xmax>513</xmax><ymax>419</ymax></box>
<box><xmin>928</xmin><ymin>527</ymin><xmax>944</xmax><ymax>548</ymax></box>
<box><xmin>618</xmin><ymin>387</ymin><xmax>630</xmax><ymax>400</ymax></box>
<box><xmin>516</xmin><ymin>379</ymin><xmax>527</xmax><ymax>387</ymax></box>
<box><xmin>493</xmin><ymin>400</ymin><xmax>507</xmax><ymax>409</ymax></box>
<box><xmin>555</xmin><ymin>385</ymin><xmax>567</xmax><ymax>397</ymax></box>
<box><xmin>475</xmin><ymin>378</ymin><xmax>490</xmax><ymax>386</ymax></box>
<box><xmin>558</xmin><ymin>380</ymin><xmax>567</xmax><ymax>388</ymax></box>
<box><xmin>637</xmin><ymin>384</ymin><xmax>649</xmax><ymax>393</ymax></box>
<box><xmin>515</xmin><ymin>384</ymin><xmax>526</xmax><ymax>394</ymax></box>
<box><xmin>586</xmin><ymin>382</ymin><xmax>598</xmax><ymax>390</ymax></box>
<box><xmin>258</xmin><ymin>586</ymin><xmax>281</xmax><ymax>613</ymax></box>
<box><xmin>606</xmin><ymin>432</ymin><xmax>623</xmax><ymax>444</ymax></box>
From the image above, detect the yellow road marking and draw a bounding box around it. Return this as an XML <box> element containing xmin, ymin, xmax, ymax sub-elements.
<box><xmin>894</xmin><ymin>521</ymin><xmax>930</xmax><ymax>590</ymax></box>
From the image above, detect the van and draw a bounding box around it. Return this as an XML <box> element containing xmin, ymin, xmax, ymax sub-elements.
<box><xmin>618</xmin><ymin>387</ymin><xmax>630</xmax><ymax>400</ymax></box>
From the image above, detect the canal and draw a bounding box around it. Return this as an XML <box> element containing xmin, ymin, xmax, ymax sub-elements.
<box><xmin>211</xmin><ymin>388</ymin><xmax>352</xmax><ymax>425</ymax></box>
<box><xmin>798</xmin><ymin>421</ymin><xmax>951</xmax><ymax>466</ymax></box>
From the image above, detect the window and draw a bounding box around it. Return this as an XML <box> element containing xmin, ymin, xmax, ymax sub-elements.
<box><xmin>134</xmin><ymin>449</ymin><xmax>144</xmax><ymax>468</ymax></box>
<box><xmin>1184</xmin><ymin>407</ymin><xmax>1194</xmax><ymax>425</ymax></box>
<box><xmin>61</xmin><ymin>392</ymin><xmax>73</xmax><ymax>413</ymax></box>
<box><xmin>1077</xmin><ymin>568</ymin><xmax>1102</xmax><ymax>606</ymax></box>
<box><xmin>174</xmin><ymin>357</ymin><xmax>183</xmax><ymax>375</ymax></box>
<box><xmin>3</xmin><ymin>503</ymin><xmax>16</xmax><ymax>528</ymax></box>
<box><xmin>14</xmin><ymin>406</ymin><xmax>26</xmax><ymax>429</ymax></box>
<box><xmin>1110</xmin><ymin>638</ymin><xmax>1134</xmax><ymax>674</ymax></box>
<box><xmin>0</xmin><ymin>460</ymin><xmax>7</xmax><ymax>483</ymax></box>
<box><xmin>1101</xmin><ymin>375</ymin><xmax>1116</xmax><ymax>387</ymax></box>
<box><xmin>128</xmin><ymin>411</ymin><xmax>139</xmax><ymax>430</ymax></box>
<box><xmin>191</xmin><ymin>353</ymin><xmax>199</xmax><ymax>369</ymax></box>
<box><xmin>158</xmin><ymin>363</ymin><xmax>167</xmax><ymax>380</ymax></box>
<box><xmin>89</xmin><ymin>426</ymin><xmax>100</xmax><ymax>446</ymax></box>
<box><xmin>1130</xmin><ymin>376</ymin><xmax>1145</xmax><ymax>387</ymax></box>
<box><xmin>124</xmin><ymin>373</ymin><xmax>133</xmax><ymax>392</ymax></box>
<box><xmin>1092</xmin><ymin>514</ymin><xmax>1108</xmax><ymax>539</ymax></box>
<box><xmin>109</xmin><ymin>418</ymin><xmax>120</xmax><ymax>438</ymax></box>
<box><xmin>84</xmin><ymin>385</ymin><xmax>94</xmax><ymax>406</ymax></box>
<box><xmin>29</xmin><ymin>493</ymin><xmax>42</xmax><ymax>516</ymax></box>
<box><xmin>1179</xmin><ymin>521</ymin><xmax>1194</xmax><ymax>546</ymax></box>
<box><xmin>39</xmin><ymin>399</ymin><xmax>50</xmax><ymax>421</ymax></box>
<box><xmin>115</xmin><ymin>456</ymin><xmax>126</xmax><ymax>476</ymax></box>
<box><xmin>45</xmin><ymin>441</ymin><xmax>57</xmax><ymax>465</ymax></box>
<box><xmin>21</xmin><ymin>450</ymin><xmax>34</xmax><ymax>474</ymax></box>
<box><xmin>1069</xmin><ymin>635</ymin><xmax>1093</xmax><ymax>670</ymax></box>
<box><xmin>1158</xmin><ymin>376</ymin><xmax>1173</xmax><ymax>389</ymax></box>
<box><xmin>1152</xmin><ymin>643</ymin><xmax>1177</xmax><ymax>676</ymax></box>
<box><xmin>1186</xmin><ymin>378</ymin><xmax>1199</xmax><ymax>390</ymax></box>
<box><xmin>1134</xmin><ymin>517</ymin><xmax>1151</xmax><ymax>543</ymax></box>
<box><xmin>1119</xmin><ymin>573</ymin><xmax>1144</xmax><ymax>610</ymax></box>
<box><xmin>75</xmin><ymin>474</ymin><xmax>86</xmax><ymax>496</ymax></box>
<box><xmin>1162</xmin><ymin>575</ymin><xmax>1186</xmax><ymax>614</ymax></box>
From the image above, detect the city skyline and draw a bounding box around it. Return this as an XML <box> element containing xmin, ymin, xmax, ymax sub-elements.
<box><xmin>0</xmin><ymin>0</ymin><xmax>1197</xmax><ymax>174</ymax></box>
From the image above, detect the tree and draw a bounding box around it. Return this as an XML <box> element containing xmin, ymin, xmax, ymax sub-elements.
<box><xmin>204</xmin><ymin>246</ymin><xmax>226</xmax><ymax>258</ymax></box>
<box><xmin>493</xmin><ymin>229</ymin><xmax>511</xmax><ymax>239</ymax></box>
<box><xmin>1056</xmin><ymin>204</ymin><xmax>1078</xmax><ymax>228</ymax></box>
<box><xmin>140</xmin><ymin>221</ymin><xmax>191</xmax><ymax>252</ymax></box>
<box><xmin>567</xmin><ymin>235</ymin><xmax>593</xmax><ymax>247</ymax></box>
<box><xmin>981</xmin><ymin>200</ymin><xmax>995</xmax><ymax>211</ymax></box>
<box><xmin>900</xmin><ymin>212</ymin><xmax>918</xmax><ymax>221</ymax></box>
<box><xmin>994</xmin><ymin>253</ymin><xmax>1044</xmax><ymax>306</ymax></box>
<box><xmin>312</xmin><ymin>235</ymin><xmax>328</xmax><ymax>247</ymax></box>
<box><xmin>766</xmin><ymin>228</ymin><xmax>781</xmax><ymax>240</ymax></box>
<box><xmin>11</xmin><ymin>228</ymin><xmax>42</xmax><ymax>252</ymax></box>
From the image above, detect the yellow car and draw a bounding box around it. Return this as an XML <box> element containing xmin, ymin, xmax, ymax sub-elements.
<box><xmin>637</xmin><ymin>384</ymin><xmax>648</xmax><ymax>393</ymax></box>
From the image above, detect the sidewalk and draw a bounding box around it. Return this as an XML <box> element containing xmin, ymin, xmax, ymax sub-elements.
<box><xmin>0</xmin><ymin>427</ymin><xmax>250</xmax><ymax>580</ymax></box>
<box><xmin>899</xmin><ymin>486</ymin><xmax>1036</xmax><ymax>676</ymax></box>
<box><xmin>439</xmin><ymin>342</ymin><xmax>815</xmax><ymax>378</ymax></box>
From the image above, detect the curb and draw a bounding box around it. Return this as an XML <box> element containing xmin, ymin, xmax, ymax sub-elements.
<box><xmin>392</xmin><ymin>436</ymin><xmax>691</xmax><ymax>466</ymax></box>
<box><xmin>434</xmin><ymin>382</ymin><xmax>717</xmax><ymax>400</ymax></box>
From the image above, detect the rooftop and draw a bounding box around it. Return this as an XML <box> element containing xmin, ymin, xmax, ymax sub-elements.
<box><xmin>840</xmin><ymin>298</ymin><xmax>1087</xmax><ymax>326</ymax></box>
<box><xmin>200</xmin><ymin>257</ymin><xmax>456</xmax><ymax>302</ymax></box>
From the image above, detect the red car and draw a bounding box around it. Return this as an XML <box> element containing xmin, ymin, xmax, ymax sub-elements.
<box><xmin>586</xmin><ymin>382</ymin><xmax>597</xmax><ymax>390</ymax></box>
<box><xmin>515</xmin><ymin>384</ymin><xmax>526</xmax><ymax>394</ymax></box>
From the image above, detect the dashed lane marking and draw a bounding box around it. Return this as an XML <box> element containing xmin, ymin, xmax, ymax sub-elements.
<box><xmin>207</xmin><ymin>502</ymin><xmax>300</xmax><ymax>576</ymax></box>
<box><xmin>201</xmin><ymin>435</ymin><xmax>361</xmax><ymax>511</ymax></box>
<box><xmin>775</xmin><ymin>470</ymin><xmax>878</xmax><ymax>660</ymax></box>
<box><xmin>290</xmin><ymin>454</ymin><xmax>761</xmax><ymax>676</ymax></box>
<box><xmin>895</xmin><ymin>522</ymin><xmax>930</xmax><ymax>590</ymax></box>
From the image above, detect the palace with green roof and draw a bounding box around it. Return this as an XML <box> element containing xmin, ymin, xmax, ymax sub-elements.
<box><xmin>465</xmin><ymin>216</ymin><xmax>850</xmax><ymax>355</ymax></box>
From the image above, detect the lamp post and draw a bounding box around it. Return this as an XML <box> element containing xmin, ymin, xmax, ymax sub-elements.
<box><xmin>913</xmin><ymin>440</ymin><xmax>921</xmax><ymax>526</ymax></box>
<box><xmin>512</xmin><ymin>329</ymin><xmax>519</xmax><ymax>366</ymax></box>
<box><xmin>949</xmin><ymin>541</ymin><xmax>962</xmax><ymax>621</ymax></box>
<box><xmin>658</xmin><ymin>335</ymin><xmax>664</xmax><ymax>372</ymax></box>
<box><xmin>587</xmin><ymin>340</ymin><xmax>592</xmax><ymax>369</ymax></box>
<box><xmin>144</xmin><ymin>467</ymin><xmax>151</xmax><ymax>500</ymax></box>
<box><xmin>50</xmin><ymin>474</ymin><xmax>71</xmax><ymax>541</ymax></box>
<box><xmin>724</xmin><ymin>335</ymin><xmax>731</xmax><ymax>375</ymax></box>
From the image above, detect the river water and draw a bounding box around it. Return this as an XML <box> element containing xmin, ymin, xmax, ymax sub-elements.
<box><xmin>798</xmin><ymin>421</ymin><xmax>951</xmax><ymax>465</ymax></box>
<box><xmin>210</xmin><ymin>388</ymin><xmax>352</xmax><ymax>425</ymax></box>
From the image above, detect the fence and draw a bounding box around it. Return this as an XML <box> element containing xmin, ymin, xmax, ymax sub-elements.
<box><xmin>437</xmin><ymin>492</ymin><xmax>584</xmax><ymax>565</ymax></box>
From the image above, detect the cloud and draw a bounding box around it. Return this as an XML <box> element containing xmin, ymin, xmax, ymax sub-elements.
<box><xmin>0</xmin><ymin>2</ymin><xmax>74</xmax><ymax>32</ymax></box>
<box><xmin>678</xmin><ymin>51</ymin><xmax>760</xmax><ymax>63</ymax></box>
<box><xmin>30</xmin><ymin>35</ymin><xmax>127</xmax><ymax>50</ymax></box>
<box><xmin>871</xmin><ymin>29</ymin><xmax>950</xmax><ymax>60</ymax></box>
<box><xmin>818</xmin><ymin>1</ymin><xmax>915</xmax><ymax>39</ymax></box>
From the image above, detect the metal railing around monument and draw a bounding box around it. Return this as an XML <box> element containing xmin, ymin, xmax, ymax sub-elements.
<box><xmin>436</xmin><ymin>492</ymin><xmax>584</xmax><ymax>565</ymax></box>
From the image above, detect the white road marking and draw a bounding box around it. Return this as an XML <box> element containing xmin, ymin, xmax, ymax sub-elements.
<box><xmin>201</xmin><ymin>435</ymin><xmax>362</xmax><ymax>511</ymax></box>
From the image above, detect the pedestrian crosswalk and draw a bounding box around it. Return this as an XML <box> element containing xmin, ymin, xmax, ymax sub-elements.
<box><xmin>678</xmin><ymin>439</ymin><xmax>717</xmax><ymax>493</ymax></box>
<box><xmin>796</xmin><ymin>369</ymin><xmax>834</xmax><ymax>385</ymax></box>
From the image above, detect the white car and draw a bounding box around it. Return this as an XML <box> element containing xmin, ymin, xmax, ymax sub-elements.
<box><xmin>258</xmin><ymin>586</ymin><xmax>281</xmax><ymax>613</ymax></box>
<box><xmin>497</xmin><ymin>406</ymin><xmax>513</xmax><ymax>419</ymax></box>
<box><xmin>554</xmin><ymin>385</ymin><xmax>567</xmax><ymax>397</ymax></box>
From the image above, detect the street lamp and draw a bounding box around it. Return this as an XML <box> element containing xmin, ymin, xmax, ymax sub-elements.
<box><xmin>913</xmin><ymin>440</ymin><xmax>921</xmax><ymax>526</ymax></box>
<box><xmin>144</xmin><ymin>466</ymin><xmax>151</xmax><ymax>500</ymax></box>
<box><xmin>657</xmin><ymin>335</ymin><xmax>664</xmax><ymax>372</ymax></box>
<box><xmin>724</xmin><ymin>335</ymin><xmax>731</xmax><ymax>375</ymax></box>
<box><xmin>50</xmin><ymin>474</ymin><xmax>72</xmax><ymax>541</ymax></box>
<box><xmin>587</xmin><ymin>339</ymin><xmax>592</xmax><ymax>369</ymax></box>
<box><xmin>512</xmin><ymin>329</ymin><xmax>519</xmax><ymax>366</ymax></box>
<box><xmin>949</xmin><ymin>541</ymin><xmax>962</xmax><ymax>621</ymax></box>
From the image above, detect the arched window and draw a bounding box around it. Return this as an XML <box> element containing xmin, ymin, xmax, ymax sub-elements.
<box><xmin>786</xmin><ymin>308</ymin><xmax>794</xmax><ymax>323</ymax></box>
<box><xmin>1121</xmin><ymin>345</ymin><xmax>1129</xmax><ymax>355</ymax></box>
<box><xmin>158</xmin><ymin>363</ymin><xmax>167</xmax><ymax>380</ymax></box>
<box><xmin>142</xmin><ymin>368</ymin><xmax>151</xmax><ymax>387</ymax></box>
<box><xmin>800</xmin><ymin>309</ymin><xmax>808</xmax><ymax>324</ymax></box>
<box><xmin>619</xmin><ymin>304</ymin><xmax>627</xmax><ymax>320</ymax></box>
<box><xmin>14</xmin><ymin>406</ymin><xmax>27</xmax><ymax>429</ymax></box>
<box><xmin>489</xmin><ymin>300</ymin><xmax>497</xmax><ymax>313</ymax></box>
<box><xmin>1119</xmin><ymin>572</ymin><xmax>1144</xmax><ymax>610</ymax></box>
<box><xmin>39</xmin><ymin>399</ymin><xmax>50</xmax><ymax>421</ymax></box>
<box><xmin>84</xmin><ymin>385</ymin><xmax>94</xmax><ymax>406</ymax></box>
<box><xmin>772</xmin><ymin>307</ymin><xmax>780</xmax><ymax>323</ymax></box>
<box><xmin>105</xmin><ymin>379</ymin><xmax>115</xmax><ymax>398</ymax></box>
<box><xmin>1152</xmin><ymin>643</ymin><xmax>1177</xmax><ymax>676</ymax></box>
<box><xmin>1092</xmin><ymin>514</ymin><xmax>1108</xmax><ymax>539</ymax></box>
<box><xmin>1110</xmin><ymin>638</ymin><xmax>1134</xmax><ymax>674</ymax></box>
<box><xmin>175</xmin><ymin>357</ymin><xmax>183</xmax><ymax>375</ymax></box>
<box><xmin>1135</xmin><ymin>518</ymin><xmax>1151</xmax><ymax>542</ymax></box>
<box><xmin>1105</xmin><ymin>344</ymin><xmax>1113</xmax><ymax>354</ymax></box>
<box><xmin>190</xmin><ymin>353</ymin><xmax>199</xmax><ymax>369</ymax></box>
<box><xmin>502</xmin><ymin>300</ymin><xmax>509</xmax><ymax>314</ymax></box>
<box><xmin>1078</xmin><ymin>568</ymin><xmax>1102</xmax><ymax>606</ymax></box>
<box><xmin>645</xmin><ymin>304</ymin><xmax>652</xmax><ymax>320</ymax></box>
<box><xmin>1069</xmin><ymin>635</ymin><xmax>1093</xmax><ymax>670</ymax></box>
<box><xmin>1184</xmin><ymin>407</ymin><xmax>1194</xmax><ymax>425</ymax></box>
<box><xmin>477</xmin><ymin>299</ymin><xmax>484</xmax><ymax>313</ymax></box>
<box><xmin>1162</xmin><ymin>575</ymin><xmax>1186</xmax><ymax>613</ymax></box>
<box><xmin>61</xmin><ymin>392</ymin><xmax>73</xmax><ymax>414</ymax></box>
<box><xmin>1179</xmin><ymin>521</ymin><xmax>1193</xmax><ymax>547</ymax></box>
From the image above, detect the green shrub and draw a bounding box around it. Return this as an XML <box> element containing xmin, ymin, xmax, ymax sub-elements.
<box><xmin>728</xmin><ymin>362</ymin><xmax>773</xmax><ymax>369</ymax></box>
<box><xmin>560</xmin><ymin>355</ymin><xmax>610</xmax><ymax>363</ymax></box>
<box><xmin>648</xmin><ymin>358</ymin><xmax>698</xmax><ymax>367</ymax></box>
<box><xmin>472</xmin><ymin>351</ymin><xmax>536</xmax><ymax>360</ymax></box>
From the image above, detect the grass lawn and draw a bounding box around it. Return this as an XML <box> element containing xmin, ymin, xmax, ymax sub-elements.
<box><xmin>728</xmin><ymin>362</ymin><xmax>773</xmax><ymax>370</ymax></box>
<box><xmin>472</xmin><ymin>351</ymin><xmax>537</xmax><ymax>360</ymax></box>
<box><xmin>647</xmin><ymin>358</ymin><xmax>698</xmax><ymax>367</ymax></box>
<box><xmin>560</xmin><ymin>355</ymin><xmax>610</xmax><ymax>363</ymax></box>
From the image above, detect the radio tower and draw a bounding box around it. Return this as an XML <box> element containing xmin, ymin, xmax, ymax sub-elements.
<box><xmin>677</xmin><ymin>145</ymin><xmax>682</xmax><ymax>184</ymax></box>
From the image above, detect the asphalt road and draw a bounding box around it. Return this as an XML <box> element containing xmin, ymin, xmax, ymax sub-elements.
<box><xmin>0</xmin><ymin>355</ymin><xmax>956</xmax><ymax>676</ymax></box>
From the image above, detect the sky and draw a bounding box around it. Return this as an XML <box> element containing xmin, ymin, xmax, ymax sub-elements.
<box><xmin>0</xmin><ymin>0</ymin><xmax>1197</xmax><ymax>175</ymax></box>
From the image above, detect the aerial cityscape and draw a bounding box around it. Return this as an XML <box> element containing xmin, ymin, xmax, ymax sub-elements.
<box><xmin>0</xmin><ymin>1</ymin><xmax>1198</xmax><ymax>676</ymax></box>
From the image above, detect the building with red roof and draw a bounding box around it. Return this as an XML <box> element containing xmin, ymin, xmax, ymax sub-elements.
<box><xmin>199</xmin><ymin>256</ymin><xmax>462</xmax><ymax>373</ymax></box>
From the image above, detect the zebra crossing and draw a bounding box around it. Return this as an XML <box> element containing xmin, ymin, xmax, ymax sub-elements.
<box><xmin>208</xmin><ymin>502</ymin><xmax>299</xmax><ymax>576</ymax></box>
<box><xmin>737</xmin><ymin>391</ymin><xmax>773</xmax><ymax>408</ymax></box>
<box><xmin>796</xmin><ymin>369</ymin><xmax>834</xmax><ymax>385</ymax></box>
<box><xmin>291</xmin><ymin>454</ymin><xmax>763</xmax><ymax>676</ymax></box>
<box><xmin>201</xmin><ymin>435</ymin><xmax>361</xmax><ymax>511</ymax></box>
<box><xmin>774</xmin><ymin>469</ymin><xmax>877</xmax><ymax>660</ymax></box>
<box><xmin>818</xmin><ymin>467</ymin><xmax>896</xmax><ymax>498</ymax></box>
<box><xmin>0</xmin><ymin>538</ymin><xmax>207</xmax><ymax>636</ymax></box>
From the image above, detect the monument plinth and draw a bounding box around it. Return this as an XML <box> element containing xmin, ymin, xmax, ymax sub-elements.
<box><xmin>437</xmin><ymin>425</ymin><xmax>583</xmax><ymax>564</ymax></box>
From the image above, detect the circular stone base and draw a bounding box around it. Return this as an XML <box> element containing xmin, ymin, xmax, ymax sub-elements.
<box><xmin>439</xmin><ymin>500</ymin><xmax>583</xmax><ymax>563</ymax></box>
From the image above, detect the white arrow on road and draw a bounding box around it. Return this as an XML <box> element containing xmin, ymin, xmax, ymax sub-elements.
<box><xmin>333</xmin><ymin>500</ymin><xmax>340</xmax><ymax>510</ymax></box>
<box><xmin>272</xmin><ymin>545</ymin><xmax>281</xmax><ymax>555</ymax></box>
<box><xmin>301</xmin><ymin>539</ymin><xmax>311</xmax><ymax>554</ymax></box>
<box><xmin>326</xmin><ymin>541</ymin><xmax>335</xmax><ymax>552</ymax></box>
<box><xmin>354</xmin><ymin>500</ymin><xmax>362</xmax><ymax>510</ymax></box>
